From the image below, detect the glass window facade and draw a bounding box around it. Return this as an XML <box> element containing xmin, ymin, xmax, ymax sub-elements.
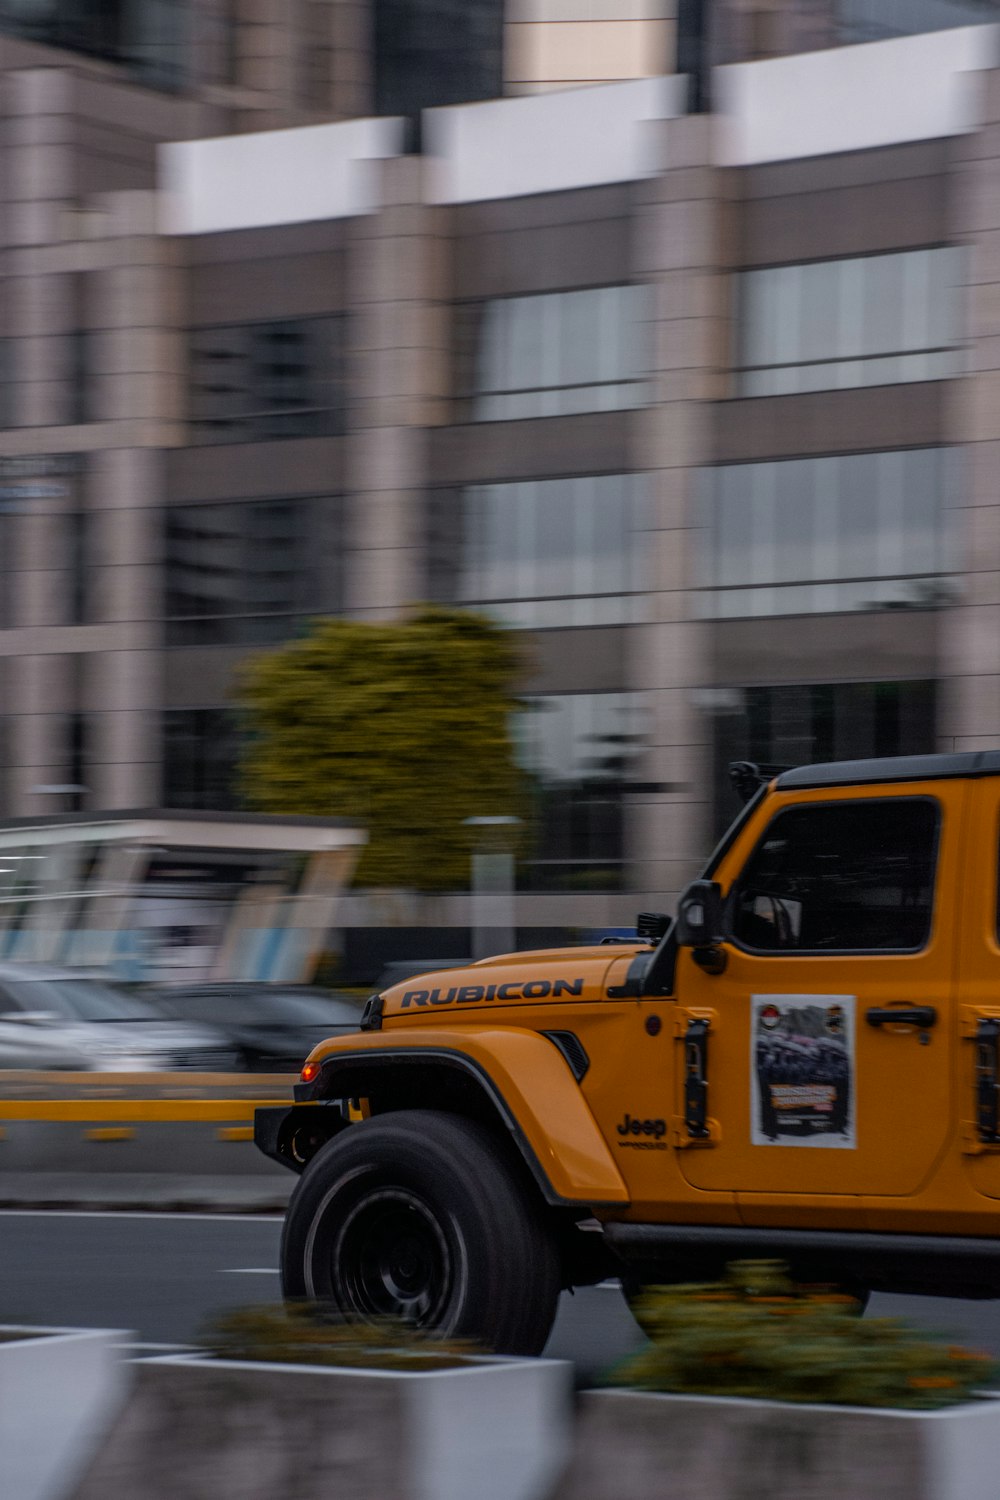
<box><xmin>0</xmin><ymin>0</ymin><xmax>189</xmax><ymax>91</ymax></box>
<box><xmin>434</xmin><ymin>473</ymin><xmax>648</xmax><ymax>629</ymax></box>
<box><xmin>68</xmin><ymin>329</ymin><xmax>93</xmax><ymax>426</ymax></box>
<box><xmin>374</xmin><ymin>0</ymin><xmax>504</xmax><ymax>122</ymax></box>
<box><xmin>188</xmin><ymin>318</ymin><xmax>346</xmax><ymax>445</ymax></box>
<box><xmin>0</xmin><ymin>341</ymin><xmax>15</xmax><ymax>430</ymax></box>
<box><xmin>699</xmin><ymin>447</ymin><xmax>957</xmax><ymax>619</ymax></box>
<box><xmin>457</xmin><ymin>286</ymin><xmax>651</xmax><ymax>422</ymax></box>
<box><xmin>0</xmin><ymin>459</ymin><xmax>83</xmax><ymax>631</ymax></box>
<box><xmin>515</xmin><ymin>692</ymin><xmax>648</xmax><ymax>891</ymax></box>
<box><xmin>0</xmin><ymin>512</ymin><xmax>14</xmax><ymax>631</ymax></box>
<box><xmin>163</xmin><ymin>708</ymin><xmax>243</xmax><ymax>811</ymax></box>
<box><xmin>67</xmin><ymin>509</ymin><xmax>89</xmax><ymax>626</ymax></box>
<box><xmin>838</xmin><ymin>0</ymin><xmax>1000</xmax><ymax>43</ymax></box>
<box><xmin>736</xmin><ymin>248</ymin><xmax>963</xmax><ymax>397</ymax></box>
<box><xmin>711</xmin><ymin>680</ymin><xmax>937</xmax><ymax>835</ymax></box>
<box><xmin>164</xmin><ymin>496</ymin><xmax>343</xmax><ymax>646</ymax></box>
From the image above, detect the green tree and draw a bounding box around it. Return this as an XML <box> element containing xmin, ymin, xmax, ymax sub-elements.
<box><xmin>237</xmin><ymin>608</ymin><xmax>525</xmax><ymax>891</ymax></box>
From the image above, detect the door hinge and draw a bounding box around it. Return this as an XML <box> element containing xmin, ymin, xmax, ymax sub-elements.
<box><xmin>959</xmin><ymin>1010</ymin><xmax>1000</xmax><ymax>1152</ymax></box>
<box><xmin>976</xmin><ymin>1017</ymin><xmax>1000</xmax><ymax>1145</ymax></box>
<box><xmin>671</xmin><ymin>1012</ymin><xmax>717</xmax><ymax>1146</ymax></box>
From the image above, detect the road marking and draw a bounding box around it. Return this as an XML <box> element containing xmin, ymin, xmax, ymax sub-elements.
<box><xmin>111</xmin><ymin>1350</ymin><xmax>193</xmax><ymax>1362</ymax></box>
<box><xmin>598</xmin><ymin>1279</ymin><xmax>622</xmax><ymax>1290</ymax></box>
<box><xmin>221</xmin><ymin>1267</ymin><xmax>280</xmax><ymax>1274</ymax></box>
<box><xmin>0</xmin><ymin>1209</ymin><xmax>283</xmax><ymax>1223</ymax></box>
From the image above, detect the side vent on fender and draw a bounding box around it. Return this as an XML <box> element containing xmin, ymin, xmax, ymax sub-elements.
<box><xmin>542</xmin><ymin>1030</ymin><xmax>590</xmax><ymax>1082</ymax></box>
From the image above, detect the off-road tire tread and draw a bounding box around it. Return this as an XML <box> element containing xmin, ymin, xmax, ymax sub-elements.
<box><xmin>280</xmin><ymin>1108</ymin><xmax>561</xmax><ymax>1355</ymax></box>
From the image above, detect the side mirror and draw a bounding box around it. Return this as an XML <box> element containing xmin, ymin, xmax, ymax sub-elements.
<box><xmin>676</xmin><ymin>880</ymin><xmax>725</xmax><ymax>948</ymax></box>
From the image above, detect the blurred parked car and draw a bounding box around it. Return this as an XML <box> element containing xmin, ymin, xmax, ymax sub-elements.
<box><xmin>148</xmin><ymin>985</ymin><xmax>364</xmax><ymax>1073</ymax></box>
<box><xmin>0</xmin><ymin>964</ymin><xmax>237</xmax><ymax>1072</ymax></box>
<box><xmin>374</xmin><ymin>959</ymin><xmax>471</xmax><ymax>989</ymax></box>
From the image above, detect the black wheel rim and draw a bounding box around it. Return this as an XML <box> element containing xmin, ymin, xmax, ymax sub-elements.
<box><xmin>332</xmin><ymin>1187</ymin><xmax>453</xmax><ymax>1326</ymax></box>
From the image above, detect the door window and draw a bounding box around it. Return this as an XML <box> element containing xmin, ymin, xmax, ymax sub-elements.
<box><xmin>731</xmin><ymin>798</ymin><xmax>939</xmax><ymax>954</ymax></box>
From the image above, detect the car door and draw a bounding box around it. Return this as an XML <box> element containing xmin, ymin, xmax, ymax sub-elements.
<box><xmin>675</xmin><ymin>780</ymin><xmax>960</xmax><ymax>1201</ymax></box>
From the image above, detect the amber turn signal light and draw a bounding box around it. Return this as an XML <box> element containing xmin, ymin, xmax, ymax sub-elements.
<box><xmin>300</xmin><ymin>1060</ymin><xmax>320</xmax><ymax>1084</ymax></box>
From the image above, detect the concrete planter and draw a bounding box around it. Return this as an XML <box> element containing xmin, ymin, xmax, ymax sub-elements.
<box><xmin>71</xmin><ymin>1351</ymin><xmax>573</xmax><ymax>1500</ymax></box>
<box><xmin>551</xmin><ymin>1388</ymin><xmax>1000</xmax><ymax>1500</ymax></box>
<box><xmin>0</xmin><ymin>1326</ymin><xmax>129</xmax><ymax>1500</ymax></box>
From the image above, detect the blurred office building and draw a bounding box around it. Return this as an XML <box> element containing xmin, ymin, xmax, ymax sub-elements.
<box><xmin>0</xmin><ymin>0</ymin><xmax>995</xmax><ymax>957</ymax></box>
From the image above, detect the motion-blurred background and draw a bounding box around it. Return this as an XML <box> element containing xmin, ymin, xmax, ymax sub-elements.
<box><xmin>0</xmin><ymin>0</ymin><xmax>990</xmax><ymax>992</ymax></box>
<box><xmin>5</xmin><ymin>0</ymin><xmax>1000</xmax><ymax>1417</ymax></box>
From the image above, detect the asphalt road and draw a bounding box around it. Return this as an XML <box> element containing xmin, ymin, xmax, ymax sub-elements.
<box><xmin>5</xmin><ymin>1209</ymin><xmax>1000</xmax><ymax>1383</ymax></box>
<box><xmin>0</xmin><ymin>1210</ymin><xmax>646</xmax><ymax>1383</ymax></box>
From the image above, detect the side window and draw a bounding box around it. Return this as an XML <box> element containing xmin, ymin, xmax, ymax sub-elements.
<box><xmin>731</xmin><ymin>798</ymin><xmax>939</xmax><ymax>954</ymax></box>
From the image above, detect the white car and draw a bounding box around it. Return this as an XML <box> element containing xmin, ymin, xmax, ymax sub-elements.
<box><xmin>0</xmin><ymin>965</ymin><xmax>237</xmax><ymax>1072</ymax></box>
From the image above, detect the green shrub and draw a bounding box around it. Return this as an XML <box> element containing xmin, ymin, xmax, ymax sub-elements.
<box><xmin>201</xmin><ymin>1303</ymin><xmax>481</xmax><ymax>1372</ymax></box>
<box><xmin>611</xmin><ymin>1261</ymin><xmax>996</xmax><ymax>1410</ymax></box>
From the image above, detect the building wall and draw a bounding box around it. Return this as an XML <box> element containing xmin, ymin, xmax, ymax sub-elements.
<box><xmin>0</xmin><ymin>1</ymin><xmax>368</xmax><ymax>825</ymax></box>
<box><xmin>709</xmin><ymin>0</ymin><xmax>997</xmax><ymax>66</ymax></box>
<box><xmin>504</xmin><ymin>0</ymin><xmax>676</xmax><ymax>94</ymax></box>
<box><xmin>0</xmin><ymin>23</ymin><xmax>998</xmax><ymax>927</ymax></box>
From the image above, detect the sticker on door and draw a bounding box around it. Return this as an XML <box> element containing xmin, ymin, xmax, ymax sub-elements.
<box><xmin>751</xmin><ymin>995</ymin><xmax>855</xmax><ymax>1149</ymax></box>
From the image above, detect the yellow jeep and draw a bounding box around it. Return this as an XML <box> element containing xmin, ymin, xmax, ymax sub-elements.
<box><xmin>256</xmin><ymin>751</ymin><xmax>1000</xmax><ymax>1353</ymax></box>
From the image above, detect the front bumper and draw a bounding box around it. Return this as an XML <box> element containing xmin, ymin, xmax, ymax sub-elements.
<box><xmin>253</xmin><ymin>1101</ymin><xmax>349</xmax><ymax>1173</ymax></box>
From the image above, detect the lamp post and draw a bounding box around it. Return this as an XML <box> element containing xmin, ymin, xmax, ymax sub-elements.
<box><xmin>463</xmin><ymin>815</ymin><xmax>521</xmax><ymax>962</ymax></box>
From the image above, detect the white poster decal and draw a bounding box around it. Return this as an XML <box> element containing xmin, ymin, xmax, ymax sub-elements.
<box><xmin>751</xmin><ymin>995</ymin><xmax>855</xmax><ymax>1149</ymax></box>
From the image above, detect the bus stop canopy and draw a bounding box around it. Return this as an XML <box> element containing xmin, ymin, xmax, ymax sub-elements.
<box><xmin>0</xmin><ymin>810</ymin><xmax>366</xmax><ymax>983</ymax></box>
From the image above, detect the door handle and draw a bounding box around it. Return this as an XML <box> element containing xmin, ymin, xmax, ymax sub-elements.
<box><xmin>865</xmin><ymin>1006</ymin><xmax>937</xmax><ymax>1030</ymax></box>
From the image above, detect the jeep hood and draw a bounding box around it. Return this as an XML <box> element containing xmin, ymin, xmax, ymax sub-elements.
<box><xmin>380</xmin><ymin>944</ymin><xmax>647</xmax><ymax>1020</ymax></box>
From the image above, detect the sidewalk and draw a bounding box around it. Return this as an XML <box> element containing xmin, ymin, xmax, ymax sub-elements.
<box><xmin>0</xmin><ymin>1172</ymin><xmax>293</xmax><ymax>1213</ymax></box>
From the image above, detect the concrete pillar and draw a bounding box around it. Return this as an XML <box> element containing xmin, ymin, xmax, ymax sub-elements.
<box><xmin>232</xmin><ymin>0</ymin><xmax>309</xmax><ymax>132</ymax></box>
<box><xmin>78</xmin><ymin>189</ymin><xmax>186</xmax><ymax>810</ymax></box>
<box><xmin>344</xmin><ymin>155</ymin><xmax>450</xmax><ymax>619</ymax></box>
<box><xmin>330</xmin><ymin>0</ymin><xmax>372</xmax><ymax>119</ymax></box>
<box><xmin>504</xmin><ymin>0</ymin><xmax>676</xmax><ymax>95</ymax></box>
<box><xmin>629</xmin><ymin>114</ymin><xmax>733</xmax><ymax>903</ymax></box>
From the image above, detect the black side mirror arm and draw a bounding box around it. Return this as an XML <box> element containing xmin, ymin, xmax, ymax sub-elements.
<box><xmin>691</xmin><ymin>945</ymin><xmax>728</xmax><ymax>976</ymax></box>
<box><xmin>676</xmin><ymin>879</ymin><xmax>725</xmax><ymax>948</ymax></box>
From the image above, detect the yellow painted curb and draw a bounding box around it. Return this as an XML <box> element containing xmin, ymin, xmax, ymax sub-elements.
<box><xmin>0</xmin><ymin>1100</ymin><xmax>287</xmax><ymax>1123</ymax></box>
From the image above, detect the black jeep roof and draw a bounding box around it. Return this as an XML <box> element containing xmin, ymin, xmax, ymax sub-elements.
<box><xmin>776</xmin><ymin>750</ymin><xmax>1000</xmax><ymax>792</ymax></box>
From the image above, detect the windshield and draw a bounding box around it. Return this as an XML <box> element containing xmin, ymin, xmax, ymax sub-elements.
<box><xmin>0</xmin><ymin>978</ymin><xmax>159</xmax><ymax>1023</ymax></box>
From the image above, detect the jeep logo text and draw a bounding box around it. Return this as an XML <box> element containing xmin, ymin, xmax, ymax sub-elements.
<box><xmin>617</xmin><ymin>1113</ymin><xmax>667</xmax><ymax>1139</ymax></box>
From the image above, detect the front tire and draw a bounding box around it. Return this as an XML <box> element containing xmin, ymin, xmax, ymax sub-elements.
<box><xmin>280</xmin><ymin>1109</ymin><xmax>561</xmax><ymax>1355</ymax></box>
